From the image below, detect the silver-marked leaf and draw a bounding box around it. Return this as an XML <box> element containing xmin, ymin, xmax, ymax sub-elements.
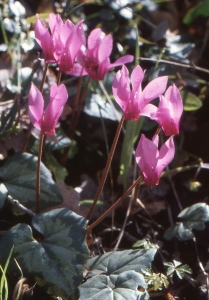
<box><xmin>164</xmin><ymin>203</ymin><xmax>209</xmax><ymax>241</ymax></box>
<box><xmin>0</xmin><ymin>208</ymin><xmax>89</xmax><ymax>299</ymax></box>
<box><xmin>0</xmin><ymin>153</ymin><xmax>62</xmax><ymax>210</ymax></box>
<box><xmin>79</xmin><ymin>271</ymin><xmax>148</xmax><ymax>300</ymax></box>
<box><xmin>86</xmin><ymin>248</ymin><xmax>156</xmax><ymax>279</ymax></box>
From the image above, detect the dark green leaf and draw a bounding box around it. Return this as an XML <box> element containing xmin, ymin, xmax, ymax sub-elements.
<box><xmin>164</xmin><ymin>203</ymin><xmax>209</xmax><ymax>241</ymax></box>
<box><xmin>79</xmin><ymin>271</ymin><xmax>148</xmax><ymax>300</ymax></box>
<box><xmin>0</xmin><ymin>153</ymin><xmax>62</xmax><ymax>210</ymax></box>
<box><xmin>183</xmin><ymin>0</ymin><xmax>209</xmax><ymax>24</ymax></box>
<box><xmin>44</xmin><ymin>128</ymin><xmax>71</xmax><ymax>152</ymax></box>
<box><xmin>0</xmin><ymin>208</ymin><xmax>89</xmax><ymax>299</ymax></box>
<box><xmin>86</xmin><ymin>248</ymin><xmax>156</xmax><ymax>278</ymax></box>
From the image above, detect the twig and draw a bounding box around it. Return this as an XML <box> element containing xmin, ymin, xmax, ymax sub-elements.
<box><xmin>139</xmin><ymin>57</ymin><xmax>209</xmax><ymax>75</ymax></box>
<box><xmin>36</xmin><ymin>133</ymin><xmax>44</xmax><ymax>213</ymax></box>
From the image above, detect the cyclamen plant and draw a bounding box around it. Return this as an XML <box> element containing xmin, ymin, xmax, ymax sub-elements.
<box><xmin>9</xmin><ymin>14</ymin><xmax>183</xmax><ymax>299</ymax></box>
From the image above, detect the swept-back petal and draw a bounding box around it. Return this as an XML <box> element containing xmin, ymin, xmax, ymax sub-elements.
<box><xmin>28</xmin><ymin>83</ymin><xmax>44</xmax><ymax>130</ymax></box>
<box><xmin>42</xmin><ymin>83</ymin><xmax>68</xmax><ymax>135</ymax></box>
<box><xmin>165</xmin><ymin>84</ymin><xmax>183</xmax><ymax>123</ymax></box>
<box><xmin>156</xmin><ymin>136</ymin><xmax>175</xmax><ymax>176</ymax></box>
<box><xmin>68</xmin><ymin>20</ymin><xmax>84</xmax><ymax>60</ymax></box>
<box><xmin>142</xmin><ymin>76</ymin><xmax>168</xmax><ymax>102</ymax></box>
<box><xmin>108</xmin><ymin>55</ymin><xmax>134</xmax><ymax>70</ymax></box>
<box><xmin>131</xmin><ymin>65</ymin><xmax>144</xmax><ymax>93</ymax></box>
<box><xmin>112</xmin><ymin>65</ymin><xmax>130</xmax><ymax>112</ymax></box>
<box><xmin>135</xmin><ymin>134</ymin><xmax>158</xmax><ymax>185</ymax></box>
<box><xmin>88</xmin><ymin>28</ymin><xmax>103</xmax><ymax>50</ymax></box>
<box><xmin>34</xmin><ymin>16</ymin><xmax>55</xmax><ymax>62</ymax></box>
<box><xmin>140</xmin><ymin>103</ymin><xmax>157</xmax><ymax>118</ymax></box>
<box><xmin>98</xmin><ymin>34</ymin><xmax>113</xmax><ymax>63</ymax></box>
<box><xmin>68</xmin><ymin>63</ymin><xmax>88</xmax><ymax>77</ymax></box>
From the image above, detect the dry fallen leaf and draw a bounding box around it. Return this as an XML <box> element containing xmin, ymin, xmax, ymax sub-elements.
<box><xmin>55</xmin><ymin>181</ymin><xmax>89</xmax><ymax>217</ymax></box>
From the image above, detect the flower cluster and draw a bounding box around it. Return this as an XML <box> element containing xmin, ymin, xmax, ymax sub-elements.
<box><xmin>35</xmin><ymin>14</ymin><xmax>84</xmax><ymax>73</ymax></box>
<box><xmin>112</xmin><ymin>65</ymin><xmax>183</xmax><ymax>185</ymax></box>
<box><xmin>29</xmin><ymin>14</ymin><xmax>183</xmax><ymax>187</ymax></box>
<box><xmin>34</xmin><ymin>14</ymin><xmax>134</xmax><ymax>79</ymax></box>
<box><xmin>29</xmin><ymin>14</ymin><xmax>134</xmax><ymax>135</ymax></box>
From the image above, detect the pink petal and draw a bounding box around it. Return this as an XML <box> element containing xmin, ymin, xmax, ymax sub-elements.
<box><xmin>67</xmin><ymin>63</ymin><xmax>88</xmax><ymax>76</ymax></box>
<box><xmin>140</xmin><ymin>103</ymin><xmax>157</xmax><ymax>117</ymax></box>
<box><xmin>151</xmin><ymin>93</ymin><xmax>181</xmax><ymax>136</ymax></box>
<box><xmin>28</xmin><ymin>83</ymin><xmax>44</xmax><ymax>130</ymax></box>
<box><xmin>34</xmin><ymin>17</ymin><xmax>55</xmax><ymax>63</ymax></box>
<box><xmin>142</xmin><ymin>76</ymin><xmax>168</xmax><ymax>102</ymax></box>
<box><xmin>108</xmin><ymin>55</ymin><xmax>134</xmax><ymax>70</ymax></box>
<box><xmin>156</xmin><ymin>136</ymin><xmax>175</xmax><ymax>176</ymax></box>
<box><xmin>112</xmin><ymin>65</ymin><xmax>130</xmax><ymax>112</ymax></box>
<box><xmin>42</xmin><ymin>83</ymin><xmax>68</xmax><ymax>135</ymax></box>
<box><xmin>165</xmin><ymin>84</ymin><xmax>183</xmax><ymax>124</ymax></box>
<box><xmin>130</xmin><ymin>65</ymin><xmax>144</xmax><ymax>93</ymax></box>
<box><xmin>61</xmin><ymin>19</ymin><xmax>75</xmax><ymax>44</ymax></box>
<box><xmin>88</xmin><ymin>28</ymin><xmax>103</xmax><ymax>50</ymax></box>
<box><xmin>98</xmin><ymin>34</ymin><xmax>113</xmax><ymax>63</ymax></box>
<box><xmin>135</xmin><ymin>134</ymin><xmax>159</xmax><ymax>185</ymax></box>
<box><xmin>67</xmin><ymin>20</ymin><xmax>84</xmax><ymax>64</ymax></box>
<box><xmin>87</xmin><ymin>58</ymin><xmax>109</xmax><ymax>80</ymax></box>
<box><xmin>48</xmin><ymin>13</ymin><xmax>60</xmax><ymax>34</ymax></box>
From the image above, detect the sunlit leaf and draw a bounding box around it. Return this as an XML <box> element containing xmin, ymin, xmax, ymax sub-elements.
<box><xmin>181</xmin><ymin>91</ymin><xmax>202</xmax><ymax>111</ymax></box>
<box><xmin>183</xmin><ymin>0</ymin><xmax>209</xmax><ymax>24</ymax></box>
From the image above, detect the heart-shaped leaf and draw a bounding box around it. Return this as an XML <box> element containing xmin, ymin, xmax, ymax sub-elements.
<box><xmin>86</xmin><ymin>248</ymin><xmax>156</xmax><ymax>278</ymax></box>
<box><xmin>79</xmin><ymin>271</ymin><xmax>149</xmax><ymax>300</ymax></box>
<box><xmin>0</xmin><ymin>208</ymin><xmax>89</xmax><ymax>299</ymax></box>
<box><xmin>164</xmin><ymin>203</ymin><xmax>209</xmax><ymax>241</ymax></box>
<box><xmin>0</xmin><ymin>153</ymin><xmax>62</xmax><ymax>209</ymax></box>
<box><xmin>79</xmin><ymin>249</ymin><xmax>156</xmax><ymax>299</ymax></box>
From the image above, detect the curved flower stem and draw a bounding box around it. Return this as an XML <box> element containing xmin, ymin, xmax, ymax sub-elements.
<box><xmin>87</xmin><ymin>115</ymin><xmax>125</xmax><ymax>220</ymax></box>
<box><xmin>36</xmin><ymin>132</ymin><xmax>44</xmax><ymax>213</ymax></box>
<box><xmin>86</xmin><ymin>174</ymin><xmax>143</xmax><ymax>233</ymax></box>
<box><xmin>21</xmin><ymin>63</ymin><xmax>48</xmax><ymax>153</ymax></box>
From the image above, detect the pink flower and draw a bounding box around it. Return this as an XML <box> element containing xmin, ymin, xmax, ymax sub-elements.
<box><xmin>28</xmin><ymin>83</ymin><xmax>68</xmax><ymax>135</ymax></box>
<box><xmin>35</xmin><ymin>14</ymin><xmax>84</xmax><ymax>72</ymax></box>
<box><xmin>70</xmin><ymin>28</ymin><xmax>134</xmax><ymax>80</ymax></box>
<box><xmin>135</xmin><ymin>134</ymin><xmax>175</xmax><ymax>185</ymax></box>
<box><xmin>34</xmin><ymin>15</ymin><xmax>56</xmax><ymax>63</ymax></box>
<box><xmin>150</xmin><ymin>84</ymin><xmax>183</xmax><ymax>136</ymax></box>
<box><xmin>112</xmin><ymin>65</ymin><xmax>168</xmax><ymax>120</ymax></box>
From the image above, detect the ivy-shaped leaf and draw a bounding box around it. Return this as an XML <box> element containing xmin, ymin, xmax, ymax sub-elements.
<box><xmin>79</xmin><ymin>271</ymin><xmax>148</xmax><ymax>300</ymax></box>
<box><xmin>164</xmin><ymin>203</ymin><xmax>209</xmax><ymax>241</ymax></box>
<box><xmin>0</xmin><ymin>153</ymin><xmax>62</xmax><ymax>210</ymax></box>
<box><xmin>86</xmin><ymin>248</ymin><xmax>156</xmax><ymax>278</ymax></box>
<box><xmin>79</xmin><ymin>248</ymin><xmax>156</xmax><ymax>300</ymax></box>
<box><xmin>0</xmin><ymin>208</ymin><xmax>89</xmax><ymax>299</ymax></box>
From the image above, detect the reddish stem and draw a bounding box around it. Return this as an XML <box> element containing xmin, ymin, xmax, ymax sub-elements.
<box><xmin>36</xmin><ymin>132</ymin><xmax>44</xmax><ymax>213</ymax></box>
<box><xmin>86</xmin><ymin>174</ymin><xmax>143</xmax><ymax>233</ymax></box>
<box><xmin>87</xmin><ymin>115</ymin><xmax>125</xmax><ymax>220</ymax></box>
